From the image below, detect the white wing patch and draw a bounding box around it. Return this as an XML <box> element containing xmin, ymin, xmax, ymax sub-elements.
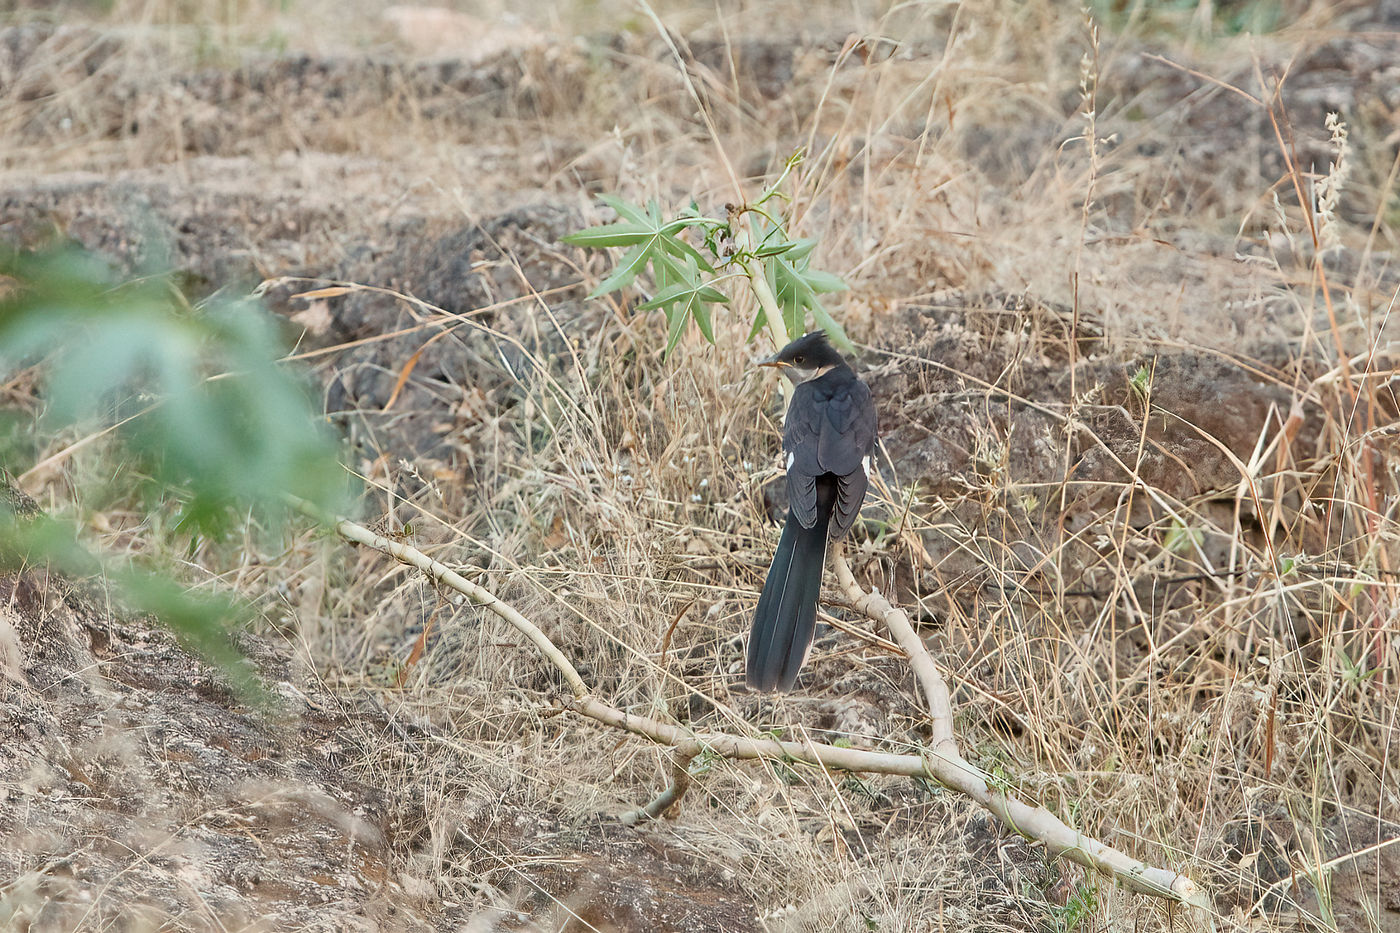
<box><xmin>786</xmin><ymin>451</ymin><xmax>795</xmax><ymax>471</ymax></box>
<box><xmin>861</xmin><ymin>455</ymin><xmax>871</xmax><ymax>478</ymax></box>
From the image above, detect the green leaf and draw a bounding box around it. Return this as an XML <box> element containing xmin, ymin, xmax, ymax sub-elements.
<box><xmin>809</xmin><ymin>299</ymin><xmax>853</xmax><ymax>351</ymax></box>
<box><xmin>771</xmin><ymin>257</ymin><xmax>812</xmax><ymax>337</ymax></box>
<box><xmin>747</xmin><ymin>305</ymin><xmax>768</xmax><ymax>343</ymax></box>
<box><xmin>45</xmin><ymin>319</ymin><xmax>161</xmax><ymax>424</ymax></box>
<box><xmin>573</xmin><ymin>197</ymin><xmax>718</xmax><ymax>300</ymax></box>
<box><xmin>641</xmin><ymin>263</ymin><xmax>728</xmax><ymax>353</ymax></box>
<box><xmin>753</xmin><ymin>239</ymin><xmax>800</xmax><ymax>259</ymax></box>
<box><xmin>657</xmin><ymin>226</ymin><xmax>716</xmax><ymax>273</ymax></box>
<box><xmin>802</xmin><ymin>269</ymin><xmax>848</xmax><ymax>294</ymax></box>
<box><xmin>113</xmin><ymin>568</ymin><xmax>260</xmax><ymax>700</ymax></box>
<box><xmin>652</xmin><ymin>247</ymin><xmax>676</xmax><ymax>296</ymax></box>
<box><xmin>776</xmin><ymin>257</ymin><xmax>817</xmax><ymax>303</ymax></box>
<box><xmin>0</xmin><ymin>511</ymin><xmax>100</xmax><ymax>577</ymax></box>
<box><xmin>692</xmin><ymin>296</ymin><xmax>715</xmax><ymax>343</ymax></box>
<box><xmin>753</xmin><ymin>242</ymin><xmax>851</xmax><ymax>347</ymax></box>
<box><xmin>588</xmin><ymin>244</ymin><xmax>649</xmax><ymax>298</ymax></box>
<box><xmin>597</xmin><ymin>193</ymin><xmax>652</xmax><ymax>226</ymax></box>
<box><xmin>664</xmin><ymin>298</ymin><xmax>689</xmax><ymax>355</ymax></box>
<box><xmin>567</xmin><ymin>191</ymin><xmax>855</xmax><ymax>355</ymax></box>
<box><xmin>0</xmin><ymin>243</ymin><xmax>349</xmax><ymax>693</ymax></box>
<box><xmin>638</xmin><ymin>281</ymin><xmax>727</xmax><ymax>312</ymax></box>
<box><xmin>560</xmin><ymin>221</ymin><xmax>656</xmax><ymax>248</ymax></box>
<box><xmin>0</xmin><ymin>510</ymin><xmax>262</xmax><ymax>703</ymax></box>
<box><xmin>784</xmin><ymin>238</ymin><xmax>818</xmax><ymax>262</ymax></box>
<box><xmin>649</xmin><ymin>246</ymin><xmax>700</xmax><ymax>291</ymax></box>
<box><xmin>1164</xmin><ymin>517</ymin><xmax>1202</xmax><ymax>555</ymax></box>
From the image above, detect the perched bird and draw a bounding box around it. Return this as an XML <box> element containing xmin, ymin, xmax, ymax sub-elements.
<box><xmin>747</xmin><ymin>331</ymin><xmax>878</xmax><ymax>692</ymax></box>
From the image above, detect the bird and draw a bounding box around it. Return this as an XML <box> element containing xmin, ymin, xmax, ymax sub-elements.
<box><xmin>747</xmin><ymin>331</ymin><xmax>878</xmax><ymax>692</ymax></box>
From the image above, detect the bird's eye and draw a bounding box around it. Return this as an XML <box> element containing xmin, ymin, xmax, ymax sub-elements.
<box><xmin>793</xmin><ymin>355</ymin><xmax>805</xmax><ymax>365</ymax></box>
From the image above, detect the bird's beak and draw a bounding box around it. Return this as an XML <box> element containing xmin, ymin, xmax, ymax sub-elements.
<box><xmin>756</xmin><ymin>355</ymin><xmax>790</xmax><ymax>370</ymax></box>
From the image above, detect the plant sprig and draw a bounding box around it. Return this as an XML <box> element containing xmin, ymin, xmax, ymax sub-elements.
<box><xmin>562</xmin><ymin>152</ymin><xmax>850</xmax><ymax>355</ymax></box>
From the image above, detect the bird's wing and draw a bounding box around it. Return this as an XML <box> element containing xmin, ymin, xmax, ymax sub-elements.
<box><xmin>783</xmin><ymin>383</ymin><xmax>826</xmax><ymax>528</ymax></box>
<box><xmin>821</xmin><ymin>378</ymin><xmax>877</xmax><ymax>539</ymax></box>
<box><xmin>787</xmin><ymin>469</ymin><xmax>820</xmax><ymax>529</ymax></box>
<box><xmin>785</xmin><ymin>376</ymin><xmax>878</xmax><ymax>533</ymax></box>
<box><xmin>830</xmin><ymin>466</ymin><xmax>869</xmax><ymax>539</ymax></box>
<box><xmin>816</xmin><ymin>378</ymin><xmax>876</xmax><ymax>476</ymax></box>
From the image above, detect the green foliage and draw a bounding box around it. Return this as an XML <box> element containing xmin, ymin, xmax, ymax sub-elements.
<box><xmin>1336</xmin><ymin>648</ymin><xmax>1379</xmax><ymax>691</ymax></box>
<box><xmin>1163</xmin><ymin>516</ymin><xmax>1202</xmax><ymax>556</ymax></box>
<box><xmin>0</xmin><ymin>246</ymin><xmax>345</xmax><ymax>531</ymax></box>
<box><xmin>986</xmin><ymin>762</ymin><xmax>1015</xmax><ymax>796</ymax></box>
<box><xmin>911</xmin><ymin>775</ymin><xmax>944</xmax><ymax>798</ymax></box>
<box><xmin>1040</xmin><ymin>877</ymin><xmax>1100</xmax><ymax>933</ymax></box>
<box><xmin>1128</xmin><ymin>363</ymin><xmax>1152</xmax><ymax>402</ymax></box>
<box><xmin>562</xmin><ymin>153</ymin><xmax>849</xmax><ymax>355</ymax></box>
<box><xmin>751</xmin><ymin>222</ymin><xmax>849</xmax><ymax>348</ymax></box>
<box><xmin>1087</xmin><ymin>0</ymin><xmax>1285</xmax><ymax>36</ymax></box>
<box><xmin>562</xmin><ymin>195</ymin><xmax>728</xmax><ymax>355</ymax></box>
<box><xmin>0</xmin><ymin>244</ymin><xmax>349</xmax><ymax>698</ymax></box>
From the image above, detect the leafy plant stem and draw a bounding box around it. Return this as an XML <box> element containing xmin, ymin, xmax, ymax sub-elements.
<box><xmin>730</xmin><ymin>217</ymin><xmax>792</xmax><ymax>402</ymax></box>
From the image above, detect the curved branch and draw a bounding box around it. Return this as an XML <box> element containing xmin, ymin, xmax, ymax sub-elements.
<box><xmin>288</xmin><ymin>496</ymin><xmax>587</xmax><ymax>697</ymax></box>
<box><xmin>300</xmin><ymin>503</ymin><xmax>1208</xmax><ymax>911</ymax></box>
<box><xmin>620</xmin><ymin>743</ymin><xmax>699</xmax><ymax>826</ymax></box>
<box><xmin>831</xmin><ymin>545</ymin><xmax>956</xmax><ymax>753</ymax></box>
<box><xmin>572</xmin><ymin>696</ymin><xmax>1203</xmax><ymax>904</ymax></box>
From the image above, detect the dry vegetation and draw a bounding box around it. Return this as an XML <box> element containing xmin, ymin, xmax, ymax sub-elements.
<box><xmin>3</xmin><ymin>0</ymin><xmax>1400</xmax><ymax>930</ymax></box>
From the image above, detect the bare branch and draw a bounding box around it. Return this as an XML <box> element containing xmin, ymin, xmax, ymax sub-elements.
<box><xmin>298</xmin><ymin>502</ymin><xmax>1209</xmax><ymax>911</ymax></box>
<box><xmin>620</xmin><ymin>744</ymin><xmax>699</xmax><ymax>826</ymax></box>
<box><xmin>288</xmin><ymin>495</ymin><xmax>587</xmax><ymax>697</ymax></box>
<box><xmin>571</xmin><ymin>695</ymin><xmax>1204</xmax><ymax>905</ymax></box>
<box><xmin>831</xmin><ymin>546</ymin><xmax>956</xmax><ymax>752</ymax></box>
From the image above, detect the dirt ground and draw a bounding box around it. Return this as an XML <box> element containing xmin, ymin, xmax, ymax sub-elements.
<box><xmin>3</xmin><ymin>1</ymin><xmax>1400</xmax><ymax>930</ymax></box>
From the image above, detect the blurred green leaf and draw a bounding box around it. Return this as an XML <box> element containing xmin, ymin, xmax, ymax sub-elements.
<box><xmin>664</xmin><ymin>294</ymin><xmax>689</xmax><ymax>355</ymax></box>
<box><xmin>691</xmin><ymin>292</ymin><xmax>716</xmax><ymax>344</ymax></box>
<box><xmin>0</xmin><ymin>242</ymin><xmax>349</xmax><ymax>696</ymax></box>
<box><xmin>113</xmin><ymin>569</ymin><xmax>256</xmax><ymax>696</ymax></box>
<box><xmin>0</xmin><ymin>507</ymin><xmax>262</xmax><ymax>702</ymax></box>
<box><xmin>768</xmin><ymin>258</ymin><xmax>806</xmax><ymax>338</ymax></box>
<box><xmin>802</xmin><ymin>269</ymin><xmax>848</xmax><ymax>294</ymax></box>
<box><xmin>753</xmin><ymin>239</ymin><xmax>799</xmax><ymax>259</ymax></box>
<box><xmin>808</xmin><ymin>299</ymin><xmax>852</xmax><ymax>351</ymax></box>
<box><xmin>783</xmin><ymin>237</ymin><xmax>818</xmax><ymax>262</ymax></box>
<box><xmin>1164</xmin><ymin>517</ymin><xmax>1202</xmax><ymax>556</ymax></box>
<box><xmin>766</xmin><ymin>247</ymin><xmax>851</xmax><ymax>351</ymax></box>
<box><xmin>746</xmin><ymin>297</ymin><xmax>777</xmax><ymax>344</ymax></box>
<box><xmin>1129</xmin><ymin>364</ymin><xmax>1153</xmax><ymax>402</ymax></box>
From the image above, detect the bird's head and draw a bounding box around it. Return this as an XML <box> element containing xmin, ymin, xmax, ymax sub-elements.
<box><xmin>757</xmin><ymin>331</ymin><xmax>845</xmax><ymax>384</ymax></box>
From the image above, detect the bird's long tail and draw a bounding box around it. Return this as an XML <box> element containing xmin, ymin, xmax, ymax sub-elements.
<box><xmin>746</xmin><ymin>477</ymin><xmax>835</xmax><ymax>692</ymax></box>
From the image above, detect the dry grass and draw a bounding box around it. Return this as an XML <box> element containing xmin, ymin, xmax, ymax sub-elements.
<box><xmin>4</xmin><ymin>0</ymin><xmax>1400</xmax><ymax>930</ymax></box>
